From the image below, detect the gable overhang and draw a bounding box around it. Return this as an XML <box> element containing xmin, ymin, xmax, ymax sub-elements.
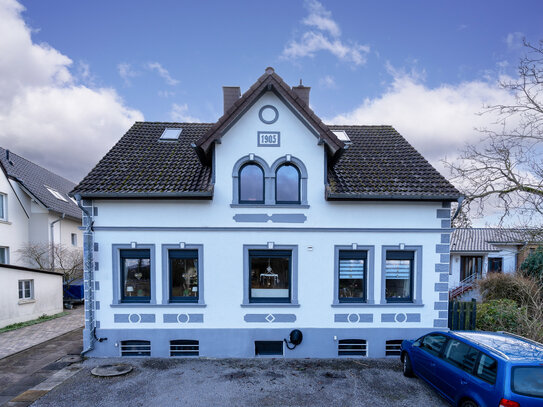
<box><xmin>70</xmin><ymin>188</ymin><xmax>214</xmax><ymax>200</ymax></box>
<box><xmin>325</xmin><ymin>188</ymin><xmax>462</xmax><ymax>202</ymax></box>
<box><xmin>194</xmin><ymin>71</ymin><xmax>344</xmax><ymax>163</ymax></box>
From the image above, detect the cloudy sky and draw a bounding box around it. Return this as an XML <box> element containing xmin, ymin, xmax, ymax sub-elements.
<box><xmin>1</xmin><ymin>0</ymin><xmax>542</xmax><ymax>198</ymax></box>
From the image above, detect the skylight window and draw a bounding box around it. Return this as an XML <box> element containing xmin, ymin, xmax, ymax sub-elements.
<box><xmin>160</xmin><ymin>128</ymin><xmax>182</xmax><ymax>141</ymax></box>
<box><xmin>46</xmin><ymin>187</ymin><xmax>67</xmax><ymax>202</ymax></box>
<box><xmin>332</xmin><ymin>130</ymin><xmax>351</xmax><ymax>143</ymax></box>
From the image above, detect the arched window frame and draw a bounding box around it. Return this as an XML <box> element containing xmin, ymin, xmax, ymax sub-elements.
<box><xmin>238</xmin><ymin>162</ymin><xmax>265</xmax><ymax>204</ymax></box>
<box><xmin>275</xmin><ymin>164</ymin><xmax>301</xmax><ymax>204</ymax></box>
<box><xmin>271</xmin><ymin>156</ymin><xmax>308</xmax><ymax>206</ymax></box>
<box><xmin>232</xmin><ymin>154</ymin><xmax>308</xmax><ymax>206</ymax></box>
<box><xmin>232</xmin><ymin>155</ymin><xmax>270</xmax><ymax>205</ymax></box>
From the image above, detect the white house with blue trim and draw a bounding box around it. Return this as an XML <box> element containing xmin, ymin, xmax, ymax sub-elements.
<box><xmin>71</xmin><ymin>68</ymin><xmax>461</xmax><ymax>358</ymax></box>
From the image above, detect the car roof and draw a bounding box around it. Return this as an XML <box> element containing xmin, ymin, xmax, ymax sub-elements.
<box><xmin>449</xmin><ymin>331</ymin><xmax>543</xmax><ymax>362</ymax></box>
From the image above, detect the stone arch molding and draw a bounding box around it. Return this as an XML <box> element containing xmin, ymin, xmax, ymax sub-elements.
<box><xmin>232</xmin><ymin>154</ymin><xmax>308</xmax><ymax>205</ymax></box>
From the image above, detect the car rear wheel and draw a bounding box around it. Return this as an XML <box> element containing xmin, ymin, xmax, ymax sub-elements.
<box><xmin>402</xmin><ymin>353</ymin><xmax>414</xmax><ymax>377</ymax></box>
<box><xmin>459</xmin><ymin>400</ymin><xmax>478</xmax><ymax>407</ymax></box>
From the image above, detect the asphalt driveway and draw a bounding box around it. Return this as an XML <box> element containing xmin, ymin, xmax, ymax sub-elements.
<box><xmin>31</xmin><ymin>358</ymin><xmax>448</xmax><ymax>407</ymax></box>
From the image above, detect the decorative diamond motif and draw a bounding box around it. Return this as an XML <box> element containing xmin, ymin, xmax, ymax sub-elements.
<box><xmin>265</xmin><ymin>314</ymin><xmax>275</xmax><ymax>323</ymax></box>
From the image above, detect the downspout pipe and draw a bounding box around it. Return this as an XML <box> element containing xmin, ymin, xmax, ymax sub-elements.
<box><xmin>75</xmin><ymin>194</ymin><xmax>106</xmax><ymax>357</ymax></box>
<box><xmin>50</xmin><ymin>214</ymin><xmax>65</xmax><ymax>270</ymax></box>
<box><xmin>451</xmin><ymin>196</ymin><xmax>465</xmax><ymax>223</ymax></box>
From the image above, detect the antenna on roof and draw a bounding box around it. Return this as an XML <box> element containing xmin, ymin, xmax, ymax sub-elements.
<box><xmin>299</xmin><ymin>79</ymin><xmax>303</xmax><ymax>86</ymax></box>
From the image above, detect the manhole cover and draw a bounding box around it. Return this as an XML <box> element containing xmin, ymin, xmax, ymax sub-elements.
<box><xmin>91</xmin><ymin>364</ymin><xmax>133</xmax><ymax>377</ymax></box>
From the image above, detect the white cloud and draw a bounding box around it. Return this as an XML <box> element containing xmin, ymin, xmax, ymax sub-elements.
<box><xmin>505</xmin><ymin>32</ymin><xmax>524</xmax><ymax>50</ymax></box>
<box><xmin>302</xmin><ymin>0</ymin><xmax>340</xmax><ymax>37</ymax></box>
<box><xmin>158</xmin><ymin>90</ymin><xmax>175</xmax><ymax>98</ymax></box>
<box><xmin>146</xmin><ymin>62</ymin><xmax>179</xmax><ymax>86</ymax></box>
<box><xmin>319</xmin><ymin>75</ymin><xmax>336</xmax><ymax>89</ymax></box>
<box><xmin>170</xmin><ymin>103</ymin><xmax>200</xmax><ymax>123</ymax></box>
<box><xmin>0</xmin><ymin>0</ymin><xmax>143</xmax><ymax>182</ymax></box>
<box><xmin>329</xmin><ymin>65</ymin><xmax>515</xmax><ymax>175</ymax></box>
<box><xmin>117</xmin><ymin>62</ymin><xmax>139</xmax><ymax>85</ymax></box>
<box><xmin>282</xmin><ymin>0</ymin><xmax>369</xmax><ymax>66</ymax></box>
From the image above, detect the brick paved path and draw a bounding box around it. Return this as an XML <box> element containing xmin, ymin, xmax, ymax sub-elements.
<box><xmin>0</xmin><ymin>307</ymin><xmax>84</xmax><ymax>360</ymax></box>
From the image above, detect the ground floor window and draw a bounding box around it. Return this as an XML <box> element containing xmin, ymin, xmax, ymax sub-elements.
<box><xmin>18</xmin><ymin>279</ymin><xmax>33</xmax><ymax>300</ymax></box>
<box><xmin>121</xmin><ymin>249</ymin><xmax>151</xmax><ymax>303</ymax></box>
<box><xmin>385</xmin><ymin>251</ymin><xmax>414</xmax><ymax>302</ymax></box>
<box><xmin>338</xmin><ymin>250</ymin><xmax>367</xmax><ymax>302</ymax></box>
<box><xmin>488</xmin><ymin>257</ymin><xmax>503</xmax><ymax>273</ymax></box>
<box><xmin>460</xmin><ymin>256</ymin><xmax>483</xmax><ymax>281</ymax></box>
<box><xmin>249</xmin><ymin>250</ymin><xmax>291</xmax><ymax>303</ymax></box>
<box><xmin>169</xmin><ymin>250</ymin><xmax>198</xmax><ymax>302</ymax></box>
<box><xmin>0</xmin><ymin>247</ymin><xmax>8</xmax><ymax>264</ymax></box>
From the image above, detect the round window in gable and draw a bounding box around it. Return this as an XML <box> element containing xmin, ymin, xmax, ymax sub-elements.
<box><xmin>259</xmin><ymin>105</ymin><xmax>279</xmax><ymax>124</ymax></box>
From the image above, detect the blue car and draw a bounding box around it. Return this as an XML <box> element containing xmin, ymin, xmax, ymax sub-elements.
<box><xmin>401</xmin><ymin>331</ymin><xmax>543</xmax><ymax>407</ymax></box>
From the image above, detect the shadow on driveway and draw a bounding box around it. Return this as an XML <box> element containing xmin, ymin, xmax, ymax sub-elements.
<box><xmin>31</xmin><ymin>358</ymin><xmax>448</xmax><ymax>407</ymax></box>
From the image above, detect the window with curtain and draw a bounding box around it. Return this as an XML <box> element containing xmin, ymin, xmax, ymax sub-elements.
<box><xmin>460</xmin><ymin>256</ymin><xmax>483</xmax><ymax>281</ymax></box>
<box><xmin>385</xmin><ymin>251</ymin><xmax>414</xmax><ymax>302</ymax></box>
<box><xmin>338</xmin><ymin>250</ymin><xmax>367</xmax><ymax>302</ymax></box>
<box><xmin>239</xmin><ymin>163</ymin><xmax>264</xmax><ymax>203</ymax></box>
<box><xmin>169</xmin><ymin>250</ymin><xmax>198</xmax><ymax>302</ymax></box>
<box><xmin>121</xmin><ymin>249</ymin><xmax>151</xmax><ymax>302</ymax></box>
<box><xmin>275</xmin><ymin>164</ymin><xmax>300</xmax><ymax>204</ymax></box>
<box><xmin>249</xmin><ymin>250</ymin><xmax>291</xmax><ymax>302</ymax></box>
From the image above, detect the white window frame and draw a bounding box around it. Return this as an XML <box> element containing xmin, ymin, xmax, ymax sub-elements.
<box><xmin>46</xmin><ymin>187</ymin><xmax>67</xmax><ymax>202</ymax></box>
<box><xmin>0</xmin><ymin>246</ymin><xmax>8</xmax><ymax>264</ymax></box>
<box><xmin>18</xmin><ymin>279</ymin><xmax>34</xmax><ymax>300</ymax></box>
<box><xmin>0</xmin><ymin>192</ymin><xmax>6</xmax><ymax>221</ymax></box>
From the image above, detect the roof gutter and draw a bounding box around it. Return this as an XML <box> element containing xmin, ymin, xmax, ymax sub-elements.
<box><xmin>71</xmin><ymin>189</ymin><xmax>214</xmax><ymax>199</ymax></box>
<box><xmin>325</xmin><ymin>188</ymin><xmax>462</xmax><ymax>202</ymax></box>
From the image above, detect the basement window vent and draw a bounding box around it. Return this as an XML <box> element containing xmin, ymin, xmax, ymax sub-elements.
<box><xmin>170</xmin><ymin>340</ymin><xmax>199</xmax><ymax>357</ymax></box>
<box><xmin>385</xmin><ymin>340</ymin><xmax>403</xmax><ymax>356</ymax></box>
<box><xmin>46</xmin><ymin>187</ymin><xmax>67</xmax><ymax>202</ymax></box>
<box><xmin>120</xmin><ymin>340</ymin><xmax>151</xmax><ymax>356</ymax></box>
<box><xmin>255</xmin><ymin>341</ymin><xmax>283</xmax><ymax>356</ymax></box>
<box><xmin>338</xmin><ymin>339</ymin><xmax>367</xmax><ymax>356</ymax></box>
<box><xmin>160</xmin><ymin>128</ymin><xmax>182</xmax><ymax>141</ymax></box>
<box><xmin>332</xmin><ymin>130</ymin><xmax>351</xmax><ymax>143</ymax></box>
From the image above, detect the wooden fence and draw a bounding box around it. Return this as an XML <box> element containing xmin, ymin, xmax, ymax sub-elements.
<box><xmin>448</xmin><ymin>299</ymin><xmax>477</xmax><ymax>330</ymax></box>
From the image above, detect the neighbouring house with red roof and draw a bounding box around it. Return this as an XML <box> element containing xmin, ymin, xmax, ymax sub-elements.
<box><xmin>71</xmin><ymin>68</ymin><xmax>461</xmax><ymax>358</ymax></box>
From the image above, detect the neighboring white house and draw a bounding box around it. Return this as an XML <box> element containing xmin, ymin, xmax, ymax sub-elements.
<box><xmin>0</xmin><ymin>148</ymin><xmax>82</xmax><ymax>327</ymax></box>
<box><xmin>0</xmin><ymin>147</ymin><xmax>83</xmax><ymax>266</ymax></box>
<box><xmin>0</xmin><ymin>263</ymin><xmax>63</xmax><ymax>328</ymax></box>
<box><xmin>72</xmin><ymin>68</ymin><xmax>461</xmax><ymax>358</ymax></box>
<box><xmin>449</xmin><ymin>228</ymin><xmax>540</xmax><ymax>301</ymax></box>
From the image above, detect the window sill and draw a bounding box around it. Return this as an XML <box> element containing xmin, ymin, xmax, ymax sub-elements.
<box><xmin>241</xmin><ymin>303</ymin><xmax>300</xmax><ymax>308</ymax></box>
<box><xmin>377</xmin><ymin>303</ymin><xmax>424</xmax><ymax>307</ymax></box>
<box><xmin>110</xmin><ymin>303</ymin><xmax>206</xmax><ymax>308</ymax></box>
<box><xmin>331</xmin><ymin>303</ymin><xmax>424</xmax><ymax>308</ymax></box>
<box><xmin>0</xmin><ymin>219</ymin><xmax>11</xmax><ymax>225</ymax></box>
<box><xmin>18</xmin><ymin>299</ymin><xmax>35</xmax><ymax>305</ymax></box>
<box><xmin>231</xmin><ymin>204</ymin><xmax>310</xmax><ymax>209</ymax></box>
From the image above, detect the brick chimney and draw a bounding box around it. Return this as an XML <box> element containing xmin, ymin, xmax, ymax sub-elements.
<box><xmin>292</xmin><ymin>80</ymin><xmax>310</xmax><ymax>106</ymax></box>
<box><xmin>223</xmin><ymin>86</ymin><xmax>241</xmax><ymax>113</ymax></box>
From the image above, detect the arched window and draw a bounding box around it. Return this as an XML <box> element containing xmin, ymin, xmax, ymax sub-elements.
<box><xmin>275</xmin><ymin>164</ymin><xmax>300</xmax><ymax>204</ymax></box>
<box><xmin>239</xmin><ymin>163</ymin><xmax>264</xmax><ymax>203</ymax></box>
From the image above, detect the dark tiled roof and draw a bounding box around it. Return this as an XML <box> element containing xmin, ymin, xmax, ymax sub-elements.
<box><xmin>73</xmin><ymin>123</ymin><xmax>460</xmax><ymax>201</ymax></box>
<box><xmin>0</xmin><ymin>147</ymin><xmax>81</xmax><ymax>220</ymax></box>
<box><xmin>195</xmin><ymin>68</ymin><xmax>344</xmax><ymax>156</ymax></box>
<box><xmin>326</xmin><ymin>126</ymin><xmax>461</xmax><ymax>200</ymax></box>
<box><xmin>451</xmin><ymin>228</ymin><xmax>542</xmax><ymax>252</ymax></box>
<box><xmin>71</xmin><ymin>122</ymin><xmax>214</xmax><ymax>197</ymax></box>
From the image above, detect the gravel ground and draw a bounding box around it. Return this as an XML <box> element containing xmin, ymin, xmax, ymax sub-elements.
<box><xmin>31</xmin><ymin>358</ymin><xmax>448</xmax><ymax>407</ymax></box>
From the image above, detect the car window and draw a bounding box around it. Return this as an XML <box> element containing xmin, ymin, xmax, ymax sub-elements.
<box><xmin>420</xmin><ymin>334</ymin><xmax>448</xmax><ymax>357</ymax></box>
<box><xmin>443</xmin><ymin>339</ymin><xmax>479</xmax><ymax>373</ymax></box>
<box><xmin>475</xmin><ymin>353</ymin><xmax>498</xmax><ymax>384</ymax></box>
<box><xmin>512</xmin><ymin>366</ymin><xmax>543</xmax><ymax>398</ymax></box>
